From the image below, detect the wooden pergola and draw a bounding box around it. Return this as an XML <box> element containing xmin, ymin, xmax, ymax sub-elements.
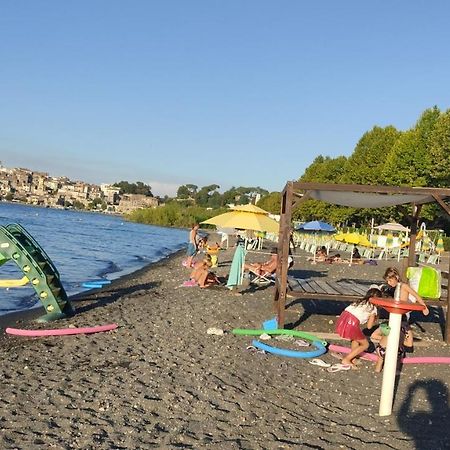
<box><xmin>274</xmin><ymin>182</ymin><xmax>450</xmax><ymax>342</ymax></box>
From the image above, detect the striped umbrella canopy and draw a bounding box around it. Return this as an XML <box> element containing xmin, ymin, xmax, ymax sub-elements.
<box><xmin>422</xmin><ymin>235</ymin><xmax>431</xmax><ymax>252</ymax></box>
<box><xmin>436</xmin><ymin>237</ymin><xmax>445</xmax><ymax>254</ymax></box>
<box><xmin>385</xmin><ymin>233</ymin><xmax>394</xmax><ymax>248</ymax></box>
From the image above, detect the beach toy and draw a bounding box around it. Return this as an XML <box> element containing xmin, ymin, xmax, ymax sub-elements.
<box><xmin>0</xmin><ymin>223</ymin><xmax>73</xmax><ymax>322</ymax></box>
<box><xmin>370</xmin><ymin>296</ymin><xmax>425</xmax><ymax>417</ymax></box>
<box><xmin>82</xmin><ymin>280</ymin><xmax>110</xmax><ymax>289</ymax></box>
<box><xmin>0</xmin><ymin>275</ymin><xmax>29</xmax><ymax>288</ymax></box>
<box><xmin>406</xmin><ymin>266</ymin><xmax>441</xmax><ymax>299</ymax></box>
<box><xmin>263</xmin><ymin>317</ymin><xmax>278</xmax><ymax>330</ymax></box>
<box><xmin>328</xmin><ymin>344</ymin><xmax>450</xmax><ymax>365</ymax></box>
<box><xmin>251</xmin><ymin>339</ymin><xmax>326</xmax><ymax>358</ymax></box>
<box><xmin>232</xmin><ymin>328</ymin><xmax>327</xmax><ymax>358</ymax></box>
<box><xmin>5</xmin><ymin>323</ymin><xmax>118</xmax><ymax>337</ymax></box>
<box><xmin>232</xmin><ymin>328</ymin><xmax>327</xmax><ymax>346</ymax></box>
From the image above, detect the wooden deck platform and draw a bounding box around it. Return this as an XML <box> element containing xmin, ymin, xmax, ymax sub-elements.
<box><xmin>287</xmin><ymin>277</ymin><xmax>375</xmax><ymax>302</ymax></box>
<box><xmin>287</xmin><ymin>276</ymin><xmax>448</xmax><ymax>305</ymax></box>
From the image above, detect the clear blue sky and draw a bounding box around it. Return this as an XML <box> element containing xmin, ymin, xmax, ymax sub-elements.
<box><xmin>1</xmin><ymin>1</ymin><xmax>449</xmax><ymax>196</ymax></box>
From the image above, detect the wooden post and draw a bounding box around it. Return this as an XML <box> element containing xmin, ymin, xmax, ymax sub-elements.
<box><xmin>446</xmin><ymin>257</ymin><xmax>450</xmax><ymax>344</ymax></box>
<box><xmin>274</xmin><ymin>182</ymin><xmax>293</xmax><ymax>328</ymax></box>
<box><xmin>407</xmin><ymin>204</ymin><xmax>422</xmax><ymax>270</ymax></box>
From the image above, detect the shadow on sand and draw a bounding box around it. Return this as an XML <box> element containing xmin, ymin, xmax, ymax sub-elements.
<box><xmin>397</xmin><ymin>379</ymin><xmax>449</xmax><ymax>450</ymax></box>
<box><xmin>72</xmin><ymin>281</ymin><xmax>162</xmax><ymax>314</ymax></box>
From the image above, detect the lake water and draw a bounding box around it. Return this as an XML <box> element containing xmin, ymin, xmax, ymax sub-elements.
<box><xmin>0</xmin><ymin>203</ymin><xmax>188</xmax><ymax>316</ymax></box>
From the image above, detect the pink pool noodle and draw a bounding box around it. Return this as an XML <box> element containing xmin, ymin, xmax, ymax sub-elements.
<box><xmin>329</xmin><ymin>344</ymin><xmax>450</xmax><ymax>364</ymax></box>
<box><xmin>6</xmin><ymin>323</ymin><xmax>118</xmax><ymax>337</ymax></box>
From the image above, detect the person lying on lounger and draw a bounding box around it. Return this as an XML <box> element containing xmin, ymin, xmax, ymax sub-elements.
<box><xmin>244</xmin><ymin>248</ymin><xmax>278</xmax><ymax>275</ymax></box>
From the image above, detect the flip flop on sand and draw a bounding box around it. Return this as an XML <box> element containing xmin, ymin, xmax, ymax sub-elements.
<box><xmin>330</xmin><ymin>351</ymin><xmax>343</xmax><ymax>360</ymax></box>
<box><xmin>327</xmin><ymin>363</ymin><xmax>352</xmax><ymax>373</ymax></box>
<box><xmin>182</xmin><ymin>279</ymin><xmax>197</xmax><ymax>287</ymax></box>
<box><xmin>246</xmin><ymin>345</ymin><xmax>266</xmax><ymax>355</ymax></box>
<box><xmin>294</xmin><ymin>339</ymin><xmax>310</xmax><ymax>347</ymax></box>
<box><xmin>308</xmin><ymin>358</ymin><xmax>331</xmax><ymax>368</ymax></box>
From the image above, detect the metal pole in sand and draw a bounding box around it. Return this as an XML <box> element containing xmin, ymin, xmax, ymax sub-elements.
<box><xmin>370</xmin><ymin>297</ymin><xmax>424</xmax><ymax>417</ymax></box>
<box><xmin>378</xmin><ymin>311</ymin><xmax>402</xmax><ymax>416</ymax></box>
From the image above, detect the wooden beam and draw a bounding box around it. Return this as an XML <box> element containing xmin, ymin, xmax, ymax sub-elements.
<box><xmin>292</xmin><ymin>190</ymin><xmax>311</xmax><ymax>210</ymax></box>
<box><xmin>292</xmin><ymin>182</ymin><xmax>450</xmax><ymax>197</ymax></box>
<box><xmin>432</xmin><ymin>194</ymin><xmax>450</xmax><ymax>216</ymax></box>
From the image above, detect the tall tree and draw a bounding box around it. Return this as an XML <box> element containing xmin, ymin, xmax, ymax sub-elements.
<box><xmin>427</xmin><ymin>110</ymin><xmax>450</xmax><ymax>187</ymax></box>
<box><xmin>340</xmin><ymin>126</ymin><xmax>400</xmax><ymax>185</ymax></box>
<box><xmin>257</xmin><ymin>192</ymin><xmax>281</xmax><ymax>214</ymax></box>
<box><xmin>195</xmin><ymin>184</ymin><xmax>220</xmax><ymax>206</ymax></box>
<box><xmin>176</xmin><ymin>184</ymin><xmax>198</xmax><ymax>199</ymax></box>
<box><xmin>382</xmin><ymin>107</ymin><xmax>441</xmax><ymax>186</ymax></box>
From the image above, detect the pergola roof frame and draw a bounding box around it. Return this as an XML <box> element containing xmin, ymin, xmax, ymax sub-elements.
<box><xmin>274</xmin><ymin>182</ymin><xmax>450</xmax><ymax>343</ymax></box>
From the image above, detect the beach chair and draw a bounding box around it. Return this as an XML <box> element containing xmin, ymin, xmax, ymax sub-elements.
<box><xmin>249</xmin><ymin>256</ymin><xmax>293</xmax><ymax>285</ymax></box>
<box><xmin>249</xmin><ymin>268</ymin><xmax>276</xmax><ymax>285</ymax></box>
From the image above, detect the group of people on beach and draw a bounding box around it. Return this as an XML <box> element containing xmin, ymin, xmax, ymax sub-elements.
<box><xmin>185</xmin><ymin>224</ymin><xmax>430</xmax><ymax>374</ymax></box>
<box><xmin>309</xmin><ymin>245</ymin><xmax>370</xmax><ymax>265</ymax></box>
<box><xmin>183</xmin><ymin>223</ymin><xmax>282</xmax><ymax>289</ymax></box>
<box><xmin>183</xmin><ymin>223</ymin><xmax>223</xmax><ymax>288</ymax></box>
<box><xmin>334</xmin><ymin>266</ymin><xmax>429</xmax><ymax>372</ymax></box>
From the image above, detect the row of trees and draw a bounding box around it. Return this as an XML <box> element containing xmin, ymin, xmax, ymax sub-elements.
<box><xmin>128</xmin><ymin>106</ymin><xmax>449</xmax><ymax>234</ymax></box>
<box><xmin>175</xmin><ymin>184</ymin><xmax>269</xmax><ymax>208</ymax></box>
<box><xmin>256</xmin><ymin>107</ymin><xmax>450</xmax><ymax>233</ymax></box>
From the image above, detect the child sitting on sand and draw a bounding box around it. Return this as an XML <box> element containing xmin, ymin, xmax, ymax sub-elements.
<box><xmin>189</xmin><ymin>254</ymin><xmax>220</xmax><ymax>288</ymax></box>
<box><xmin>335</xmin><ymin>287</ymin><xmax>382</xmax><ymax>369</ymax></box>
<box><xmin>371</xmin><ymin>319</ymin><xmax>413</xmax><ymax>373</ymax></box>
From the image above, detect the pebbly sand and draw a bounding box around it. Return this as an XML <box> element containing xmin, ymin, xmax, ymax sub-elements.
<box><xmin>0</xmin><ymin>236</ymin><xmax>449</xmax><ymax>450</ymax></box>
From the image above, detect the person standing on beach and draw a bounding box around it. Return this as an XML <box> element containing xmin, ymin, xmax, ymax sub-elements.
<box><xmin>185</xmin><ymin>223</ymin><xmax>199</xmax><ymax>268</ymax></box>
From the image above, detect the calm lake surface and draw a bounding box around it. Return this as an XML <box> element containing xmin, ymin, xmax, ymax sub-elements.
<box><xmin>0</xmin><ymin>203</ymin><xmax>187</xmax><ymax>316</ymax></box>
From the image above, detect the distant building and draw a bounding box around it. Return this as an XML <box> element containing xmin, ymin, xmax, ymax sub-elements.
<box><xmin>116</xmin><ymin>194</ymin><xmax>158</xmax><ymax>213</ymax></box>
<box><xmin>100</xmin><ymin>184</ymin><xmax>121</xmax><ymax>205</ymax></box>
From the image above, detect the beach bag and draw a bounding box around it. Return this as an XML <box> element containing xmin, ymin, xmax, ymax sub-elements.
<box><xmin>406</xmin><ymin>266</ymin><xmax>441</xmax><ymax>299</ymax></box>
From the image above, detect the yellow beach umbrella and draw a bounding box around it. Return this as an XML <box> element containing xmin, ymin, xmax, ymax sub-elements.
<box><xmin>357</xmin><ymin>235</ymin><xmax>372</xmax><ymax>248</ymax></box>
<box><xmin>201</xmin><ymin>209</ymin><xmax>279</xmax><ymax>234</ymax></box>
<box><xmin>230</xmin><ymin>204</ymin><xmax>269</xmax><ymax>214</ymax></box>
<box><xmin>343</xmin><ymin>232</ymin><xmax>362</xmax><ymax>244</ymax></box>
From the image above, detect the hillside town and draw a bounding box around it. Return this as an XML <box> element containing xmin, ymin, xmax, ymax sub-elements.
<box><xmin>0</xmin><ymin>162</ymin><xmax>158</xmax><ymax>213</ymax></box>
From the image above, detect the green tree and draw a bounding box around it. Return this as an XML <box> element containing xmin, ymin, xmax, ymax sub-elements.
<box><xmin>427</xmin><ymin>110</ymin><xmax>450</xmax><ymax>187</ymax></box>
<box><xmin>340</xmin><ymin>126</ymin><xmax>401</xmax><ymax>185</ymax></box>
<box><xmin>382</xmin><ymin>108</ymin><xmax>441</xmax><ymax>186</ymax></box>
<box><xmin>176</xmin><ymin>184</ymin><xmax>198</xmax><ymax>199</ymax></box>
<box><xmin>300</xmin><ymin>155</ymin><xmax>347</xmax><ymax>183</ymax></box>
<box><xmin>257</xmin><ymin>192</ymin><xmax>281</xmax><ymax>214</ymax></box>
<box><xmin>195</xmin><ymin>184</ymin><xmax>220</xmax><ymax>206</ymax></box>
<box><xmin>113</xmin><ymin>181</ymin><xmax>153</xmax><ymax>196</ymax></box>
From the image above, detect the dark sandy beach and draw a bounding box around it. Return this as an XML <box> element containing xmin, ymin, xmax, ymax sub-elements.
<box><xmin>0</xmin><ymin>238</ymin><xmax>449</xmax><ymax>449</ymax></box>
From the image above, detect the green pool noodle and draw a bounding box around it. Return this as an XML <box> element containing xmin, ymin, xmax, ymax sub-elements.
<box><xmin>232</xmin><ymin>328</ymin><xmax>327</xmax><ymax>346</ymax></box>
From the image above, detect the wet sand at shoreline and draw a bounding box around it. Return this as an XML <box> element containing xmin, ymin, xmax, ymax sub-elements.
<box><xmin>0</xmin><ymin>240</ymin><xmax>449</xmax><ymax>449</ymax></box>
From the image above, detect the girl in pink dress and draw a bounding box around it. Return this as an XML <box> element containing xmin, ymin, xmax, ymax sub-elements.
<box><xmin>335</xmin><ymin>287</ymin><xmax>382</xmax><ymax>368</ymax></box>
